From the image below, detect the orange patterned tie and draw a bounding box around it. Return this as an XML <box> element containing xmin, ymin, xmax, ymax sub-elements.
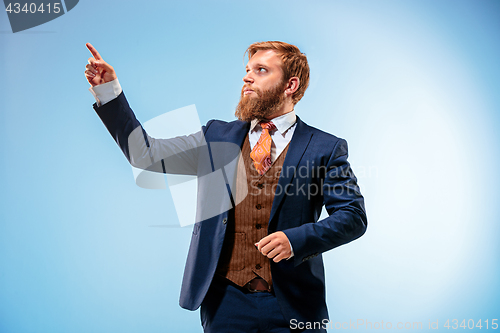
<box><xmin>250</xmin><ymin>121</ymin><xmax>277</xmax><ymax>175</ymax></box>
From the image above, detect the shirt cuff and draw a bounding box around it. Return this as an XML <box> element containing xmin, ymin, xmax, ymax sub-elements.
<box><xmin>287</xmin><ymin>240</ymin><xmax>294</xmax><ymax>259</ymax></box>
<box><xmin>89</xmin><ymin>79</ymin><xmax>122</xmax><ymax>107</ymax></box>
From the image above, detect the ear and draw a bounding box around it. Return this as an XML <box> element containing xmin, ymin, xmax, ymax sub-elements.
<box><xmin>284</xmin><ymin>77</ymin><xmax>300</xmax><ymax>97</ymax></box>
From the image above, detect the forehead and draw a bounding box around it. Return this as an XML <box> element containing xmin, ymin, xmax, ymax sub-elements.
<box><xmin>247</xmin><ymin>49</ymin><xmax>282</xmax><ymax>68</ymax></box>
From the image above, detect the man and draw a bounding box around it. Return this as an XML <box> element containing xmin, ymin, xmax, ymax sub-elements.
<box><xmin>84</xmin><ymin>41</ymin><xmax>367</xmax><ymax>332</ymax></box>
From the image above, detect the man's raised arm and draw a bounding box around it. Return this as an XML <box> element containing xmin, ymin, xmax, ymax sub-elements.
<box><xmin>83</xmin><ymin>43</ymin><xmax>206</xmax><ymax>176</ymax></box>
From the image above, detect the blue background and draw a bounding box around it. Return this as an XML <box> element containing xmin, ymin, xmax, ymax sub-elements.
<box><xmin>1</xmin><ymin>0</ymin><xmax>499</xmax><ymax>331</ymax></box>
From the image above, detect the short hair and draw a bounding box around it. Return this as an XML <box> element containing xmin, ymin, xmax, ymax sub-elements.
<box><xmin>246</xmin><ymin>41</ymin><xmax>310</xmax><ymax>105</ymax></box>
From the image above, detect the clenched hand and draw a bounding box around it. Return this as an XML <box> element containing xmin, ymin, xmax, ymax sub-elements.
<box><xmin>255</xmin><ymin>231</ymin><xmax>292</xmax><ymax>263</ymax></box>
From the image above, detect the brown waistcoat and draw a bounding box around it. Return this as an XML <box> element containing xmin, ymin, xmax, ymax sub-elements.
<box><xmin>216</xmin><ymin>135</ymin><xmax>289</xmax><ymax>287</ymax></box>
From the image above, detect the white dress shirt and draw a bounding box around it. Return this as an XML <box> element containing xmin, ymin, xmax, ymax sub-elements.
<box><xmin>249</xmin><ymin>111</ymin><xmax>297</xmax><ymax>162</ymax></box>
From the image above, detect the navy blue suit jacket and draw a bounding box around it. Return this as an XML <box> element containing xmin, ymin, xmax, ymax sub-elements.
<box><xmin>94</xmin><ymin>91</ymin><xmax>367</xmax><ymax>324</ymax></box>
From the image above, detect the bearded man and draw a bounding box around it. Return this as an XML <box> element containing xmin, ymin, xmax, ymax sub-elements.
<box><xmin>85</xmin><ymin>41</ymin><xmax>367</xmax><ymax>333</ymax></box>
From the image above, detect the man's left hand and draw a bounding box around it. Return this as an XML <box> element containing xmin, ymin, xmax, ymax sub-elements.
<box><xmin>256</xmin><ymin>231</ymin><xmax>291</xmax><ymax>263</ymax></box>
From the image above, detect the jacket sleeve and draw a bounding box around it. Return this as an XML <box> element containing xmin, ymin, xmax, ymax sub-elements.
<box><xmin>282</xmin><ymin>138</ymin><xmax>367</xmax><ymax>266</ymax></box>
<box><xmin>93</xmin><ymin>91</ymin><xmax>210</xmax><ymax>175</ymax></box>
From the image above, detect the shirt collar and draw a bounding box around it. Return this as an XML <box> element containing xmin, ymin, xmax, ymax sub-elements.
<box><xmin>250</xmin><ymin>109</ymin><xmax>297</xmax><ymax>135</ymax></box>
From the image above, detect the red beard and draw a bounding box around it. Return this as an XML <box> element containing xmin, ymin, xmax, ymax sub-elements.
<box><xmin>235</xmin><ymin>81</ymin><xmax>286</xmax><ymax>122</ymax></box>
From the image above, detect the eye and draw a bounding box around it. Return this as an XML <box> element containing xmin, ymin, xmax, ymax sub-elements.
<box><xmin>258</xmin><ymin>67</ymin><xmax>267</xmax><ymax>73</ymax></box>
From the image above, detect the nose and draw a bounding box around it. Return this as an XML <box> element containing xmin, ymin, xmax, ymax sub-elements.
<box><xmin>243</xmin><ymin>71</ymin><xmax>254</xmax><ymax>84</ymax></box>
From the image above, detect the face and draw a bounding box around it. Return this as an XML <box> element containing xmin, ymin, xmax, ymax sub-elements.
<box><xmin>242</xmin><ymin>49</ymin><xmax>284</xmax><ymax>97</ymax></box>
<box><xmin>235</xmin><ymin>50</ymin><xmax>287</xmax><ymax>122</ymax></box>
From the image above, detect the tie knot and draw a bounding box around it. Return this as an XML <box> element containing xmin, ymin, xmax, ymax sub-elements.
<box><xmin>260</xmin><ymin>121</ymin><xmax>276</xmax><ymax>131</ymax></box>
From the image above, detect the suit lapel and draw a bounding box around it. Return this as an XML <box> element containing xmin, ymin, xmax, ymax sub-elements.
<box><xmin>269</xmin><ymin>117</ymin><xmax>313</xmax><ymax>224</ymax></box>
<box><xmin>207</xmin><ymin>120</ymin><xmax>249</xmax><ymax>169</ymax></box>
<box><xmin>206</xmin><ymin>120</ymin><xmax>249</xmax><ymax>207</ymax></box>
<box><xmin>208</xmin><ymin>118</ymin><xmax>313</xmax><ymax>224</ymax></box>
<box><xmin>226</xmin><ymin>120</ymin><xmax>250</xmax><ymax>147</ymax></box>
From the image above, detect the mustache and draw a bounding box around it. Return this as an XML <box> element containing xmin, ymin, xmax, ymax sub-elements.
<box><xmin>241</xmin><ymin>85</ymin><xmax>260</xmax><ymax>96</ymax></box>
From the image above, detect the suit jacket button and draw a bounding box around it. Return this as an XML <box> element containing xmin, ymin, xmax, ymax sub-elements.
<box><xmin>255</xmin><ymin>223</ymin><xmax>262</xmax><ymax>229</ymax></box>
<box><xmin>255</xmin><ymin>264</ymin><xmax>261</xmax><ymax>270</ymax></box>
<box><xmin>255</xmin><ymin>204</ymin><xmax>262</xmax><ymax>210</ymax></box>
<box><xmin>222</xmin><ymin>218</ymin><xmax>227</xmax><ymax>224</ymax></box>
<box><xmin>257</xmin><ymin>183</ymin><xmax>264</xmax><ymax>189</ymax></box>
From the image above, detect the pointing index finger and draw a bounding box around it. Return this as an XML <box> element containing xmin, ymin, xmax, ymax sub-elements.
<box><xmin>86</xmin><ymin>43</ymin><xmax>102</xmax><ymax>60</ymax></box>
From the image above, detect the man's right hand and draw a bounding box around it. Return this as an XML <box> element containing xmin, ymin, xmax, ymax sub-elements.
<box><xmin>85</xmin><ymin>43</ymin><xmax>117</xmax><ymax>87</ymax></box>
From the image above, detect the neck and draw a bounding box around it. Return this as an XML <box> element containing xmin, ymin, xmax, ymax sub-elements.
<box><xmin>265</xmin><ymin>99</ymin><xmax>295</xmax><ymax>120</ymax></box>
